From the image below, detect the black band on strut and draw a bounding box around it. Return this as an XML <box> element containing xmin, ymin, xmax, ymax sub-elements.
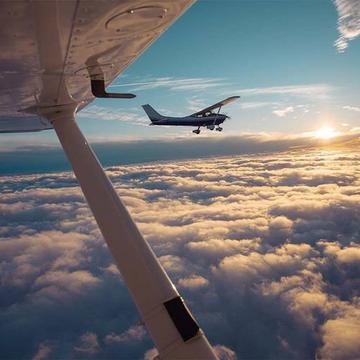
<box><xmin>163</xmin><ymin>296</ymin><xmax>200</xmax><ymax>342</ymax></box>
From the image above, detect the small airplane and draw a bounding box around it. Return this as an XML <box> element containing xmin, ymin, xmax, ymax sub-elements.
<box><xmin>142</xmin><ymin>96</ymin><xmax>240</xmax><ymax>134</ymax></box>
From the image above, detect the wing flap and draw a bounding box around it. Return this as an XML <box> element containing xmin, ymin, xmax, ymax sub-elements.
<box><xmin>0</xmin><ymin>116</ymin><xmax>51</xmax><ymax>133</ymax></box>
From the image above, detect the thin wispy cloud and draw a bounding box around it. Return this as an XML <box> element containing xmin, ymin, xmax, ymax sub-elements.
<box><xmin>233</xmin><ymin>84</ymin><xmax>333</xmax><ymax>99</ymax></box>
<box><xmin>240</xmin><ymin>101</ymin><xmax>277</xmax><ymax>110</ymax></box>
<box><xmin>78</xmin><ymin>105</ymin><xmax>148</xmax><ymax>126</ymax></box>
<box><xmin>110</xmin><ymin>77</ymin><xmax>227</xmax><ymax>92</ymax></box>
<box><xmin>187</xmin><ymin>96</ymin><xmax>207</xmax><ymax>113</ymax></box>
<box><xmin>334</xmin><ymin>0</ymin><xmax>360</xmax><ymax>52</ymax></box>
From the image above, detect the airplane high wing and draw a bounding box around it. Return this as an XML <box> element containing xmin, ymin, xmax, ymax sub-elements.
<box><xmin>0</xmin><ymin>1</ymin><xmax>217</xmax><ymax>359</ymax></box>
<box><xmin>191</xmin><ymin>96</ymin><xmax>240</xmax><ymax>116</ymax></box>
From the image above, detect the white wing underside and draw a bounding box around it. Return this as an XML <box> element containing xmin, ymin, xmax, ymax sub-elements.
<box><xmin>0</xmin><ymin>0</ymin><xmax>192</xmax><ymax>132</ymax></box>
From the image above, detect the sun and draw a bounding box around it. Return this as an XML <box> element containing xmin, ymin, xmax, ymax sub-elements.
<box><xmin>314</xmin><ymin>126</ymin><xmax>337</xmax><ymax>139</ymax></box>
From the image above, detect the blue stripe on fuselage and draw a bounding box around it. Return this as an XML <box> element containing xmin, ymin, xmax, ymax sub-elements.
<box><xmin>152</xmin><ymin>115</ymin><xmax>226</xmax><ymax>126</ymax></box>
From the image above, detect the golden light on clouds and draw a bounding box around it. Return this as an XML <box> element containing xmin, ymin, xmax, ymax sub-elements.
<box><xmin>314</xmin><ymin>126</ymin><xmax>338</xmax><ymax>139</ymax></box>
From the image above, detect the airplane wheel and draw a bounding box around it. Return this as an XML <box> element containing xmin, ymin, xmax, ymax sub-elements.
<box><xmin>216</xmin><ymin>127</ymin><xmax>223</xmax><ymax>132</ymax></box>
<box><xmin>193</xmin><ymin>129</ymin><xmax>200</xmax><ymax>134</ymax></box>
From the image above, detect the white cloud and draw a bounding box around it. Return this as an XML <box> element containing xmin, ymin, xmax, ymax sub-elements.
<box><xmin>33</xmin><ymin>270</ymin><xmax>101</xmax><ymax>301</ymax></box>
<box><xmin>105</xmin><ymin>324</ymin><xmax>146</xmax><ymax>343</ymax></box>
<box><xmin>32</xmin><ymin>343</ymin><xmax>53</xmax><ymax>360</ymax></box>
<box><xmin>318</xmin><ymin>308</ymin><xmax>360</xmax><ymax>359</ymax></box>
<box><xmin>186</xmin><ymin>238</ymin><xmax>261</xmax><ymax>259</ymax></box>
<box><xmin>178</xmin><ymin>275</ymin><xmax>209</xmax><ymax>289</ymax></box>
<box><xmin>74</xmin><ymin>332</ymin><xmax>100</xmax><ymax>354</ymax></box>
<box><xmin>213</xmin><ymin>345</ymin><xmax>238</xmax><ymax>360</ymax></box>
<box><xmin>143</xmin><ymin>347</ymin><xmax>159</xmax><ymax>360</ymax></box>
<box><xmin>334</xmin><ymin>0</ymin><xmax>360</xmax><ymax>52</ymax></box>
<box><xmin>343</xmin><ymin>105</ymin><xmax>360</xmax><ymax>112</ymax></box>
<box><xmin>273</xmin><ymin>106</ymin><xmax>294</xmax><ymax>117</ymax></box>
<box><xmin>336</xmin><ymin>245</ymin><xmax>360</xmax><ymax>263</ymax></box>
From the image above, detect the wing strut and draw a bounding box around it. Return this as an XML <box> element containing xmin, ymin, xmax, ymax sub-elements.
<box><xmin>212</xmin><ymin>106</ymin><xmax>222</xmax><ymax>126</ymax></box>
<box><xmin>47</xmin><ymin>106</ymin><xmax>217</xmax><ymax>360</ymax></box>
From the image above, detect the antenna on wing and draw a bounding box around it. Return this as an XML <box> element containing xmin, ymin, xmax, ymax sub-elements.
<box><xmin>90</xmin><ymin>79</ymin><xmax>136</xmax><ymax>99</ymax></box>
<box><xmin>86</xmin><ymin>59</ymin><xmax>135</xmax><ymax>99</ymax></box>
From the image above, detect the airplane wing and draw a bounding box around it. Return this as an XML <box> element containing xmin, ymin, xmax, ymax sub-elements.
<box><xmin>0</xmin><ymin>0</ymin><xmax>193</xmax><ymax>132</ymax></box>
<box><xmin>0</xmin><ymin>1</ymin><xmax>218</xmax><ymax>359</ymax></box>
<box><xmin>191</xmin><ymin>96</ymin><xmax>240</xmax><ymax>116</ymax></box>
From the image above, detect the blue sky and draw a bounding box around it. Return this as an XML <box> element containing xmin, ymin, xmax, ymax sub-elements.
<box><xmin>2</xmin><ymin>0</ymin><xmax>360</xmax><ymax>147</ymax></box>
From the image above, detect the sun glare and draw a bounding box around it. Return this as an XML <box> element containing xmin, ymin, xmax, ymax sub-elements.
<box><xmin>314</xmin><ymin>126</ymin><xmax>337</xmax><ymax>139</ymax></box>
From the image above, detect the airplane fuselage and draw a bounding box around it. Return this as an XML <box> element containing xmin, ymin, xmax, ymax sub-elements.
<box><xmin>151</xmin><ymin>114</ymin><xmax>227</xmax><ymax>127</ymax></box>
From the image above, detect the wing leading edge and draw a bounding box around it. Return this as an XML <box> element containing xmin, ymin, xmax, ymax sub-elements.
<box><xmin>191</xmin><ymin>95</ymin><xmax>240</xmax><ymax>116</ymax></box>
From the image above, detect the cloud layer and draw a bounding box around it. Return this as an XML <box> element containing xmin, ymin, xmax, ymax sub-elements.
<box><xmin>1</xmin><ymin>147</ymin><xmax>360</xmax><ymax>359</ymax></box>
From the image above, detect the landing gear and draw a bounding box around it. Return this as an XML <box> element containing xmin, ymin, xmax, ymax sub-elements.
<box><xmin>193</xmin><ymin>126</ymin><xmax>201</xmax><ymax>135</ymax></box>
<box><xmin>216</xmin><ymin>126</ymin><xmax>223</xmax><ymax>132</ymax></box>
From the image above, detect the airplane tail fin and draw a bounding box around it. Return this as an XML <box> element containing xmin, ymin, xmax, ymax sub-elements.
<box><xmin>142</xmin><ymin>104</ymin><xmax>164</xmax><ymax>122</ymax></box>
